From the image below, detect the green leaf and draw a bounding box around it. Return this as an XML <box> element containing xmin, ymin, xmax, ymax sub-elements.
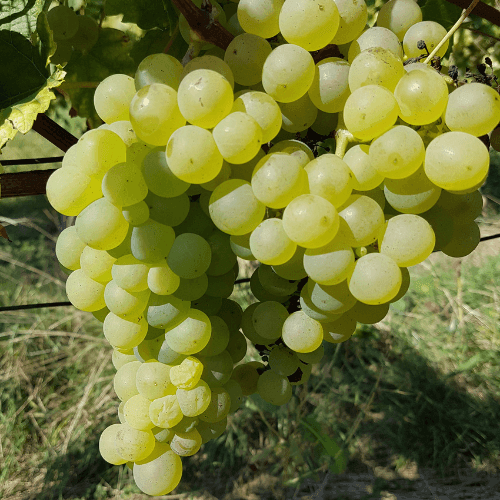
<box><xmin>105</xmin><ymin>0</ymin><xmax>172</xmax><ymax>31</ymax></box>
<box><xmin>36</xmin><ymin>11</ymin><xmax>56</xmax><ymax>67</ymax></box>
<box><xmin>130</xmin><ymin>28</ymin><xmax>188</xmax><ymax>67</ymax></box>
<box><xmin>420</xmin><ymin>0</ymin><xmax>462</xmax><ymax>30</ymax></box>
<box><xmin>63</xmin><ymin>28</ymin><xmax>135</xmax><ymax>126</ymax></box>
<box><xmin>0</xmin><ymin>0</ymin><xmax>45</xmax><ymax>38</ymax></box>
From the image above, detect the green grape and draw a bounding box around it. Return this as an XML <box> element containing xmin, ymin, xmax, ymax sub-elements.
<box><xmin>217</xmin><ymin>299</ymin><xmax>243</xmax><ymax>332</ymax></box>
<box><xmin>100</xmin><ymin>120</ymin><xmax>138</xmax><ymax>147</ymax></box>
<box><xmin>376</xmin><ymin>0</ymin><xmax>422</xmax><ymax>41</ymax></box>
<box><xmin>136</xmin><ymin>361</ymin><xmax>175</xmax><ymax>400</ymax></box>
<box><xmin>99</xmin><ymin>424</ymin><xmax>127</xmax><ymax>465</ymax></box>
<box><xmin>127</xmin><ymin>141</ymin><xmax>154</xmax><ymax>165</ymax></box>
<box><xmin>258</xmin><ymin>264</ymin><xmax>298</xmax><ymax>296</ymax></box>
<box><xmin>348</xmin><ymin>253</ymin><xmax>402</xmax><ymax>304</ymax></box>
<box><xmin>250</xmin><ymin>271</ymin><xmax>289</xmax><ymax>304</ymax></box>
<box><xmin>378</xmin><ymin>214</ymin><xmax>435</xmax><ymax>267</ymax></box>
<box><xmin>347</xmin><ymin>300</ymin><xmax>389</xmax><ymax>324</ymax></box>
<box><xmin>133</xmin><ymin>442</ymin><xmax>182</xmax><ymax>496</ymax></box>
<box><xmin>66</xmin><ymin>269</ymin><xmax>106</xmax><ymax>312</ymax></box>
<box><xmin>225</xmin><ymin>330</ymin><xmax>247</xmax><ymax>364</ymax></box>
<box><xmin>152</xmin><ymin>426</ymin><xmax>175</xmax><ymax>443</ymax></box>
<box><xmin>145</xmin><ymin>192</ymin><xmax>190</xmax><ymax>228</ymax></box>
<box><xmin>289</xmin><ymin>359</ymin><xmax>312</xmax><ymax>386</ymax></box>
<box><xmin>170</xmin><ymin>429</ymin><xmax>203</xmax><ymax>456</ymax></box>
<box><xmin>103</xmin><ymin>312</ymin><xmax>148</xmax><ymax>350</ymax></box>
<box><xmin>67</xmin><ymin>15</ymin><xmax>99</xmax><ymax>51</ymax></box>
<box><xmin>224</xmin><ymin>33</ymin><xmax>272</xmax><ymax>86</ymax></box>
<box><xmin>102</xmin><ymin>161</ymin><xmax>148</xmax><ymax>207</ymax></box>
<box><xmin>46</xmin><ymin>168</ymin><xmax>101</xmax><ymax>216</ymax></box>
<box><xmin>173</xmin><ymin>275</ymin><xmax>208</xmax><ymax>301</ymax></box>
<box><xmin>330</xmin><ymin>0</ymin><xmax>367</xmax><ymax>45</ymax></box>
<box><xmin>148</xmin><ymin>263</ymin><xmax>180</xmax><ymax>296</ymax></box>
<box><xmin>170</xmin><ymin>356</ymin><xmax>204</xmax><ymax>389</ymax></box>
<box><xmin>131</xmin><ymin>219</ymin><xmax>175</xmax><ymax>263</ymax></box>
<box><xmin>403</xmin><ymin>21</ymin><xmax>448</xmax><ymax>59</ymax></box>
<box><xmin>322</xmin><ymin>314</ymin><xmax>357</xmax><ymax>343</ymax></box>
<box><xmin>112</xmin><ymin>348</ymin><xmax>136</xmax><ymax>371</ymax></box>
<box><xmin>181</xmin><ymin>55</ymin><xmax>234</xmax><ymax>89</ymax></box>
<box><xmin>191</xmin><ymin>295</ymin><xmax>223</xmax><ymax>316</ymax></box>
<box><xmin>212</xmin><ymin>112</ymin><xmax>263</xmax><ymax>164</ymax></box>
<box><xmin>435</xmin><ymin>189</ymin><xmax>483</xmax><ymax>221</ymax></box>
<box><xmin>257</xmin><ymin>369</ymin><xmax>292</xmax><ymax>405</ymax></box>
<box><xmin>268</xmin><ymin>344</ymin><xmax>300</xmax><ymax>376</ymax></box>
<box><xmin>56</xmin><ymin>226</ymin><xmax>86</xmax><ymax>271</ymax></box>
<box><xmin>135</xmin><ymin>53</ymin><xmax>183</xmax><ymax>91</ymax></box>
<box><xmin>230</xmin><ymin>233</ymin><xmax>255</xmax><ymax>260</ymax></box>
<box><xmin>300</xmin><ymin>287</ymin><xmax>342</xmax><ymax>322</ymax></box>
<box><xmin>343</xmin><ymin>144</ymin><xmax>384</xmax><ymax>191</ymax></box>
<box><xmin>279</xmin><ymin>93</ymin><xmax>318</xmax><ymax>133</ymax></box>
<box><xmin>147</xmin><ymin>294</ymin><xmax>190</xmax><ymax>330</ymax></box>
<box><xmin>113</xmin><ymin>360</ymin><xmax>141</xmax><ymax>402</ymax></box>
<box><xmin>279</xmin><ymin>0</ymin><xmax>339</xmax><ymax>51</ymax></box>
<box><xmin>262</xmin><ymin>43</ymin><xmax>315</xmax><ymax>103</ymax></box>
<box><xmin>349</xmin><ymin>47</ymin><xmax>404</xmax><ymax>93</ymax></box>
<box><xmin>129</xmin><ymin>84</ymin><xmax>185</xmax><ymax>146</ymax></box>
<box><xmin>104</xmin><ymin>280</ymin><xmax>150</xmax><ymax>319</ymax></box>
<box><xmin>175</xmin><ymin>202</ymin><xmax>214</xmax><ymax>239</ymax></box>
<box><xmin>420</xmin><ymin>204</ymin><xmax>454</xmax><ymax>252</ymax></box>
<box><xmin>394</xmin><ymin>69</ymin><xmax>448</xmax><ymax>126</ymax></box>
<box><xmin>232</xmin><ymin>90</ymin><xmax>282</xmax><ymax>143</ymax></box>
<box><xmin>47</xmin><ymin>5</ymin><xmax>79</xmax><ymax>41</ymax></box>
<box><xmin>227</xmin><ymin>11</ymin><xmax>245</xmax><ymax>36</ymax></box>
<box><xmin>305</xmin><ymin>154</ymin><xmax>353</xmax><ymax>208</ymax></box>
<box><xmin>353</xmin><ymin>185</ymin><xmax>385</xmax><ymax>211</ymax></box>
<box><xmin>205</xmin><ymin>269</ymin><xmax>236</xmax><ymax>298</ymax></box>
<box><xmin>196</xmin><ymin>316</ymin><xmax>230</xmax><ymax>356</ymax></box>
<box><xmin>122</xmin><ymin>201</ymin><xmax>150</xmax><ymax>226</ymax></box>
<box><xmin>166</xmin><ymin>125</ymin><xmax>223</xmax><ymax>183</ymax></box>
<box><xmin>250</xmin><ymin>217</ymin><xmax>297</xmax><ymax>266</ymax></box>
<box><xmin>197</xmin><ymin>417</ymin><xmax>227</xmax><ymax>443</ymax></box>
<box><xmin>441</xmin><ymin>220</ymin><xmax>481</xmax><ymax>258</ymax></box>
<box><xmin>308</xmin><ymin>57</ymin><xmax>351</xmax><ymax>113</ymax></box>
<box><xmin>111</xmin><ymin>254</ymin><xmax>149</xmax><ymax>292</ymax></box>
<box><xmin>224</xmin><ymin>379</ymin><xmax>244</xmax><ymax>412</ymax></box>
<box><xmin>209</xmin><ymin>179</ymin><xmax>266</xmax><ymax>235</ymax></box>
<box><xmin>50</xmin><ymin>40</ymin><xmax>72</xmax><ymax>65</ymax></box>
<box><xmin>206</xmin><ymin>231</ymin><xmax>237</xmax><ymax>277</ymax></box>
<box><xmin>344</xmin><ymin>85</ymin><xmax>399</xmax><ymax>141</ymax></box>
<box><xmin>199</xmin><ymin>350</ymin><xmax>234</xmax><ymax>387</ymax></box>
<box><xmin>171</xmin><ymin>416</ymin><xmax>199</xmax><ymax>434</ymax></box>
<box><xmin>93</xmin><ymin>74</ymin><xmax>136</xmax><ymax>124</ymax></box>
<box><xmin>348</xmin><ymin>26</ymin><xmax>403</xmax><ymax>62</ymax></box>
<box><xmin>252</xmin><ymin>301</ymin><xmax>289</xmax><ymax>341</ymax></box>
<box><xmin>445</xmin><ymin>83</ymin><xmax>500</xmax><ymax>137</ymax></box>
<box><xmin>142</xmin><ymin>149</ymin><xmax>190</xmax><ymax>198</ymax></box>
<box><xmin>305</xmin><ymin>278</ymin><xmax>357</xmax><ymax>315</ymax></box>
<box><xmin>165</xmin><ymin>309</ymin><xmax>211</xmax><ymax>355</ymax></box>
<box><xmin>237</xmin><ymin>0</ymin><xmax>284</xmax><ymax>39</ymax></box>
<box><xmin>272</xmin><ymin>245</ymin><xmax>307</xmax><ymax>280</ymax></box>
<box><xmin>269</xmin><ymin>139</ymin><xmax>314</xmax><ymax>161</ymax></box>
<box><xmin>390</xmin><ymin>266</ymin><xmax>410</xmax><ymax>303</ymax></box>
<box><xmin>231</xmin><ymin>362</ymin><xmax>261</xmax><ymax>396</ymax></box>
<box><xmin>199</xmin><ymin>387</ymin><xmax>231</xmax><ymax>423</ymax></box>
<box><xmin>424</xmin><ymin>132</ymin><xmax>489</xmax><ymax>192</ymax></box>
<box><xmin>134</xmin><ymin>335</ymin><xmax>164</xmax><ymax>362</ymax></box>
<box><xmin>491</xmin><ymin>128</ymin><xmax>500</xmax><ymax>152</ymax></box>
<box><xmin>124</xmin><ymin>394</ymin><xmax>154</xmax><ymax>431</ymax></box>
<box><xmin>149</xmin><ymin>394</ymin><xmax>183</xmax><ymax>428</ymax></box>
<box><xmin>176</xmin><ymin>380</ymin><xmax>212</xmax><ymax>417</ymax></box>
<box><xmin>167</xmin><ymin>233</ymin><xmax>211</xmax><ymax>280</ymax></box>
<box><xmin>200</xmin><ymin>161</ymin><xmax>232</xmax><ymax>191</ymax></box>
<box><xmin>297</xmin><ymin>344</ymin><xmax>324</xmax><ymax>364</ymax></box>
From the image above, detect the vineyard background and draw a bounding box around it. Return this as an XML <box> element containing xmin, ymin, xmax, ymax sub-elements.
<box><xmin>2</xmin><ymin>0</ymin><xmax>500</xmax><ymax>498</ymax></box>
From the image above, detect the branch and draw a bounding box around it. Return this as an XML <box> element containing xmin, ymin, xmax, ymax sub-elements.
<box><xmin>0</xmin><ymin>156</ymin><xmax>63</xmax><ymax>166</ymax></box>
<box><xmin>445</xmin><ymin>0</ymin><xmax>500</xmax><ymax>27</ymax></box>
<box><xmin>31</xmin><ymin>113</ymin><xmax>78</xmax><ymax>152</ymax></box>
<box><xmin>0</xmin><ymin>169</ymin><xmax>56</xmax><ymax>198</ymax></box>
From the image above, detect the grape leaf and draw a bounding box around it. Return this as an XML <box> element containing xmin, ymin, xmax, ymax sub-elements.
<box><xmin>130</xmin><ymin>28</ymin><xmax>188</xmax><ymax>67</ymax></box>
<box><xmin>62</xmin><ymin>28</ymin><xmax>135</xmax><ymax>126</ymax></box>
<box><xmin>0</xmin><ymin>0</ymin><xmax>47</xmax><ymax>38</ymax></box>
<box><xmin>420</xmin><ymin>0</ymin><xmax>462</xmax><ymax>30</ymax></box>
<box><xmin>105</xmin><ymin>0</ymin><xmax>172</xmax><ymax>31</ymax></box>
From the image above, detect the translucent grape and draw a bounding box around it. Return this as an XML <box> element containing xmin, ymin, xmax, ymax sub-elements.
<box><xmin>136</xmin><ymin>361</ymin><xmax>175</xmax><ymax>400</ymax></box>
<box><xmin>103</xmin><ymin>312</ymin><xmax>148</xmax><ymax>349</ymax></box>
<box><xmin>102</xmin><ymin>161</ymin><xmax>148</xmax><ymax>207</ymax></box>
<box><xmin>237</xmin><ymin>0</ymin><xmax>284</xmax><ymax>39</ymax></box>
<box><xmin>173</xmin><ymin>275</ymin><xmax>208</xmax><ymax>301</ymax></box>
<box><xmin>104</xmin><ymin>281</ymin><xmax>150</xmax><ymax>319</ymax></box>
<box><xmin>348</xmin><ymin>27</ymin><xmax>403</xmax><ymax>62</ymax></box>
<box><xmin>311</xmin><ymin>109</ymin><xmax>338</xmax><ymax>136</ymax></box>
<box><xmin>347</xmin><ymin>301</ymin><xmax>389</xmax><ymax>324</ymax></box>
<box><xmin>122</xmin><ymin>201</ymin><xmax>150</xmax><ymax>226</ymax></box>
<box><xmin>56</xmin><ymin>226</ymin><xmax>86</xmax><ymax>271</ymax></box>
<box><xmin>304</xmin><ymin>279</ymin><xmax>357</xmax><ymax>315</ymax></box>
<box><xmin>441</xmin><ymin>220</ymin><xmax>480</xmax><ymax>258</ymax></box>
<box><xmin>131</xmin><ymin>219</ymin><xmax>175</xmax><ymax>262</ymax></box>
<box><xmin>376</xmin><ymin>0</ymin><xmax>422</xmax><ymax>41</ymax></box>
<box><xmin>176</xmin><ymin>380</ymin><xmax>212</xmax><ymax>417</ymax></box>
<box><xmin>282</xmin><ymin>310</ymin><xmax>323</xmax><ymax>353</ymax></box>
<box><xmin>258</xmin><ymin>264</ymin><xmax>298</xmax><ymax>296</ymax></box>
<box><xmin>268</xmin><ymin>344</ymin><xmax>300</xmax><ymax>376</ymax></box>
<box><xmin>279</xmin><ymin>93</ymin><xmax>318</xmax><ymax>133</ymax></box>
<box><xmin>250</xmin><ymin>218</ymin><xmax>296</xmax><ymax>266</ymax></box>
<box><xmin>330</xmin><ymin>0</ymin><xmax>367</xmax><ymax>45</ymax></box>
<box><xmin>94</xmin><ymin>74</ymin><xmax>136</xmax><ymax>124</ymax></box>
<box><xmin>170</xmin><ymin>429</ymin><xmax>203</xmax><ymax>456</ymax></box>
<box><xmin>66</xmin><ymin>269</ymin><xmax>106</xmax><ymax>312</ymax></box>
<box><xmin>322</xmin><ymin>314</ymin><xmax>357</xmax><ymax>343</ymax></box>
<box><xmin>113</xmin><ymin>360</ymin><xmax>141</xmax><ymax>402</ymax></box>
<box><xmin>147</xmin><ymin>294</ymin><xmax>190</xmax><ymax>330</ymax></box>
<box><xmin>343</xmin><ymin>145</ymin><xmax>384</xmax><ymax>191</ymax></box>
<box><xmin>145</xmin><ymin>192</ymin><xmax>190</xmax><ymax>228</ymax></box>
<box><xmin>403</xmin><ymin>21</ymin><xmax>448</xmax><ymax>59</ymax></box>
<box><xmin>199</xmin><ymin>387</ymin><xmax>231</xmax><ymax>423</ymax></box>
<box><xmin>252</xmin><ymin>301</ymin><xmax>289</xmax><ymax>340</ymax></box>
<box><xmin>181</xmin><ymin>55</ymin><xmax>235</xmax><ymax>89</ymax></box>
<box><xmin>165</xmin><ymin>309</ymin><xmax>212</xmax><ymax>355</ymax></box>
<box><xmin>112</xmin><ymin>254</ymin><xmax>149</xmax><ymax>292</ymax></box>
<box><xmin>124</xmin><ymin>394</ymin><xmax>154</xmax><ymax>431</ymax></box>
<box><xmin>149</xmin><ymin>395</ymin><xmax>183</xmax><ymax>428</ymax></box>
<box><xmin>170</xmin><ymin>356</ymin><xmax>204</xmax><ymax>390</ymax></box>
<box><xmin>272</xmin><ymin>246</ymin><xmax>308</xmax><ymax>280</ymax></box>
<box><xmin>166</xmin><ymin>233</ymin><xmax>211</xmax><ymax>279</ymax></box>
<box><xmin>230</xmin><ymin>233</ymin><xmax>255</xmax><ymax>260</ymax></box>
<box><xmin>99</xmin><ymin>424</ymin><xmax>127</xmax><ymax>465</ymax></box>
<box><xmin>206</xmin><ymin>231</ymin><xmax>237</xmax><ymax>277</ymax></box>
<box><xmin>135</xmin><ymin>53</ymin><xmax>183</xmax><ymax>91</ymax></box>
<box><xmin>205</xmin><ymin>268</ymin><xmax>236</xmax><ymax>298</ymax></box>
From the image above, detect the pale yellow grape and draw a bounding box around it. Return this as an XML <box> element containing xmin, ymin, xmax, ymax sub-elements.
<box><xmin>441</xmin><ymin>220</ymin><xmax>481</xmax><ymax>258</ymax></box>
<box><xmin>279</xmin><ymin>0</ymin><xmax>340</xmax><ymax>51</ymax></box>
<box><xmin>167</xmin><ymin>233</ymin><xmax>211</xmax><ymax>280</ymax></box>
<box><xmin>166</xmin><ymin>125</ymin><xmax>223</xmax><ymax>184</ymax></box>
<box><xmin>279</xmin><ymin>93</ymin><xmax>318</xmax><ymax>133</ymax></box>
<box><xmin>424</xmin><ymin>132</ymin><xmax>490</xmax><ymax>192</ymax></box>
<box><xmin>75</xmin><ymin>198</ymin><xmax>129</xmax><ymax>251</ymax></box>
<box><xmin>176</xmin><ymin>380</ymin><xmax>212</xmax><ymax>417</ymax></box>
<box><xmin>348</xmin><ymin>26</ymin><xmax>403</xmax><ymax>62</ymax></box>
<box><xmin>252</xmin><ymin>301</ymin><xmax>289</xmax><ymax>340</ymax></box>
<box><xmin>308</xmin><ymin>57</ymin><xmax>351</xmax><ymax>113</ymax></box>
<box><xmin>330</xmin><ymin>0</ymin><xmax>367</xmax><ymax>45</ymax></box>
<box><xmin>177</xmin><ymin>69</ymin><xmax>233</xmax><ymax>129</ymax></box>
<box><xmin>403</xmin><ymin>21</ymin><xmax>448</xmax><ymax>59</ymax></box>
<box><xmin>369</xmin><ymin>126</ymin><xmax>424</xmax><ymax>179</ymax></box>
<box><xmin>378</xmin><ymin>214</ymin><xmax>435</xmax><ymax>267</ymax></box>
<box><xmin>152</xmin><ymin>426</ymin><xmax>175</xmax><ymax>443</ymax></box>
<box><xmin>133</xmin><ymin>442</ymin><xmax>182</xmax><ymax>496</ymax></box>
<box><xmin>127</xmin><ymin>141</ymin><xmax>154</xmax><ymax>166</ymax></box>
<box><xmin>343</xmin><ymin>144</ymin><xmax>385</xmax><ymax>191</ymax></box>
<box><xmin>123</xmin><ymin>201</ymin><xmax>150</xmax><ymax>226</ymax></box>
<box><xmin>282</xmin><ymin>194</ymin><xmax>339</xmax><ymax>249</ymax></box>
<box><xmin>165</xmin><ymin>309</ymin><xmax>212</xmax><ymax>355</ymax></box>
<box><xmin>305</xmin><ymin>154</ymin><xmax>353</xmax><ymax>208</ymax></box>
<box><xmin>445</xmin><ymin>83</ymin><xmax>500</xmax><ymax>137</ymax></box>
<box><xmin>136</xmin><ymin>361</ymin><xmax>175</xmax><ymax>400</ymax></box>
<box><xmin>170</xmin><ymin>429</ymin><xmax>203</xmax><ymax>456</ymax></box>
<box><xmin>394</xmin><ymin>69</ymin><xmax>448</xmax><ymax>126</ymax></box>
<box><xmin>103</xmin><ymin>311</ymin><xmax>148</xmax><ymax>349</ymax></box>
<box><xmin>376</xmin><ymin>0</ymin><xmax>422</xmax><ymax>41</ymax></box>
<box><xmin>339</xmin><ymin>195</ymin><xmax>385</xmax><ymax>247</ymax></box>
<box><xmin>209</xmin><ymin>179</ymin><xmax>266</xmax><ymax>235</ymax></box>
<box><xmin>343</xmin><ymin>85</ymin><xmax>399</xmax><ymax>141</ymax></box>
<box><xmin>230</xmin><ymin>233</ymin><xmax>255</xmax><ymax>260</ymax></box>
<box><xmin>147</xmin><ymin>294</ymin><xmax>190</xmax><ymax>330</ymax></box>
<box><xmin>135</xmin><ymin>53</ymin><xmax>183</xmax><ymax>90</ymax></box>
<box><xmin>322</xmin><ymin>314</ymin><xmax>357</xmax><ymax>343</ymax></box>
<box><xmin>102</xmin><ymin>161</ymin><xmax>148</xmax><ymax>207</ymax></box>
<box><xmin>305</xmin><ymin>278</ymin><xmax>357</xmax><ymax>315</ymax></box>
<box><xmin>348</xmin><ymin>253</ymin><xmax>401</xmax><ymax>304</ymax></box>
<box><xmin>100</xmin><ymin>120</ymin><xmax>138</xmax><ymax>147</ymax></box>
<box><xmin>224</xmin><ymin>33</ymin><xmax>272</xmax><ymax>86</ymax></box>
<box><xmin>212</xmin><ymin>112</ymin><xmax>263</xmax><ymax>164</ymax></box>
<box><xmin>78</xmin><ymin>128</ymin><xmax>127</xmax><ymax>179</ymax></box>
<box><xmin>56</xmin><ymin>226</ymin><xmax>86</xmax><ymax>271</ymax></box>
<box><xmin>112</xmin><ymin>348</ymin><xmax>136</xmax><ymax>371</ymax></box>
<box><xmin>124</xmin><ymin>394</ymin><xmax>154</xmax><ymax>431</ymax></box>
<box><xmin>250</xmin><ymin>218</ymin><xmax>297</xmax><ymax>266</ymax></box>
<box><xmin>46</xmin><ymin>168</ymin><xmax>101</xmax><ymax>216</ymax></box>
<box><xmin>273</xmin><ymin>246</ymin><xmax>308</xmax><ymax>280</ymax></box>
<box><xmin>282</xmin><ymin>310</ymin><xmax>323</xmax><ymax>353</ymax></box>
<box><xmin>348</xmin><ymin>47</ymin><xmax>405</xmax><ymax>92</ymax></box>
<box><xmin>146</xmin><ymin>264</ymin><xmax>177</xmax><ymax>296</ymax></box>
<box><xmin>104</xmin><ymin>280</ymin><xmax>150</xmax><ymax>319</ymax></box>
<box><xmin>384</xmin><ymin>166</ymin><xmax>441</xmax><ymax>214</ymax></box>
<box><xmin>269</xmin><ymin>139</ymin><xmax>314</xmax><ymax>161</ymax></box>
<box><xmin>258</xmin><ymin>264</ymin><xmax>298</xmax><ymax>296</ymax></box>
<box><xmin>149</xmin><ymin>395</ymin><xmax>183</xmax><ymax>428</ymax></box>
<box><xmin>232</xmin><ymin>91</ymin><xmax>282</xmax><ymax>143</ymax></box>
<box><xmin>237</xmin><ymin>0</ymin><xmax>284</xmax><ymax>38</ymax></box>
<box><xmin>251</xmin><ymin>153</ymin><xmax>308</xmax><ymax>209</ymax></box>
<box><xmin>94</xmin><ymin>74</ymin><xmax>136</xmax><ymax>123</ymax></box>
<box><xmin>111</xmin><ymin>254</ymin><xmax>149</xmax><ymax>292</ymax></box>
<box><xmin>65</xmin><ymin>269</ymin><xmax>106</xmax><ymax>312</ymax></box>
<box><xmin>181</xmin><ymin>55</ymin><xmax>235</xmax><ymax>89</ymax></box>
<box><xmin>113</xmin><ymin>360</ymin><xmax>141</xmax><ymax>402</ymax></box>
<box><xmin>262</xmin><ymin>44</ymin><xmax>315</xmax><ymax>103</ymax></box>
<box><xmin>131</xmin><ymin>219</ymin><xmax>175</xmax><ymax>263</ymax></box>
<box><xmin>170</xmin><ymin>356</ymin><xmax>204</xmax><ymax>389</ymax></box>
<box><xmin>257</xmin><ymin>370</ymin><xmax>292</xmax><ymax>405</ymax></box>
<box><xmin>99</xmin><ymin>424</ymin><xmax>127</xmax><ymax>465</ymax></box>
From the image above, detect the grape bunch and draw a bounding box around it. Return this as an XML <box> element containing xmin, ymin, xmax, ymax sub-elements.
<box><xmin>46</xmin><ymin>0</ymin><xmax>500</xmax><ymax>495</ymax></box>
<box><xmin>46</xmin><ymin>4</ymin><xmax>99</xmax><ymax>65</ymax></box>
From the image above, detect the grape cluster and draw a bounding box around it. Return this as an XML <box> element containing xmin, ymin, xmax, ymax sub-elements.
<box><xmin>46</xmin><ymin>0</ymin><xmax>500</xmax><ymax>495</ymax></box>
<box><xmin>47</xmin><ymin>4</ymin><xmax>99</xmax><ymax>65</ymax></box>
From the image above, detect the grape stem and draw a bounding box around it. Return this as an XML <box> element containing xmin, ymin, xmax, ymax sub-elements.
<box><xmin>424</xmin><ymin>0</ymin><xmax>481</xmax><ymax>64</ymax></box>
<box><xmin>334</xmin><ymin>129</ymin><xmax>355</xmax><ymax>159</ymax></box>
<box><xmin>182</xmin><ymin>40</ymin><xmax>202</xmax><ymax>66</ymax></box>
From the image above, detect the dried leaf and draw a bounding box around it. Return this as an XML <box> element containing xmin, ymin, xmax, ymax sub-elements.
<box><xmin>0</xmin><ymin>223</ymin><xmax>12</xmax><ymax>242</ymax></box>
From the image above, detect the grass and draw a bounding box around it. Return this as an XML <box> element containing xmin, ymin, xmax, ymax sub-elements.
<box><xmin>1</xmin><ymin>130</ymin><xmax>500</xmax><ymax>499</ymax></box>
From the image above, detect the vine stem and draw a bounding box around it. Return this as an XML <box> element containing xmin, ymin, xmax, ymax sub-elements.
<box><xmin>444</xmin><ymin>0</ymin><xmax>500</xmax><ymax>27</ymax></box>
<box><xmin>334</xmin><ymin>129</ymin><xmax>355</xmax><ymax>159</ymax></box>
<box><xmin>424</xmin><ymin>0</ymin><xmax>481</xmax><ymax>64</ymax></box>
